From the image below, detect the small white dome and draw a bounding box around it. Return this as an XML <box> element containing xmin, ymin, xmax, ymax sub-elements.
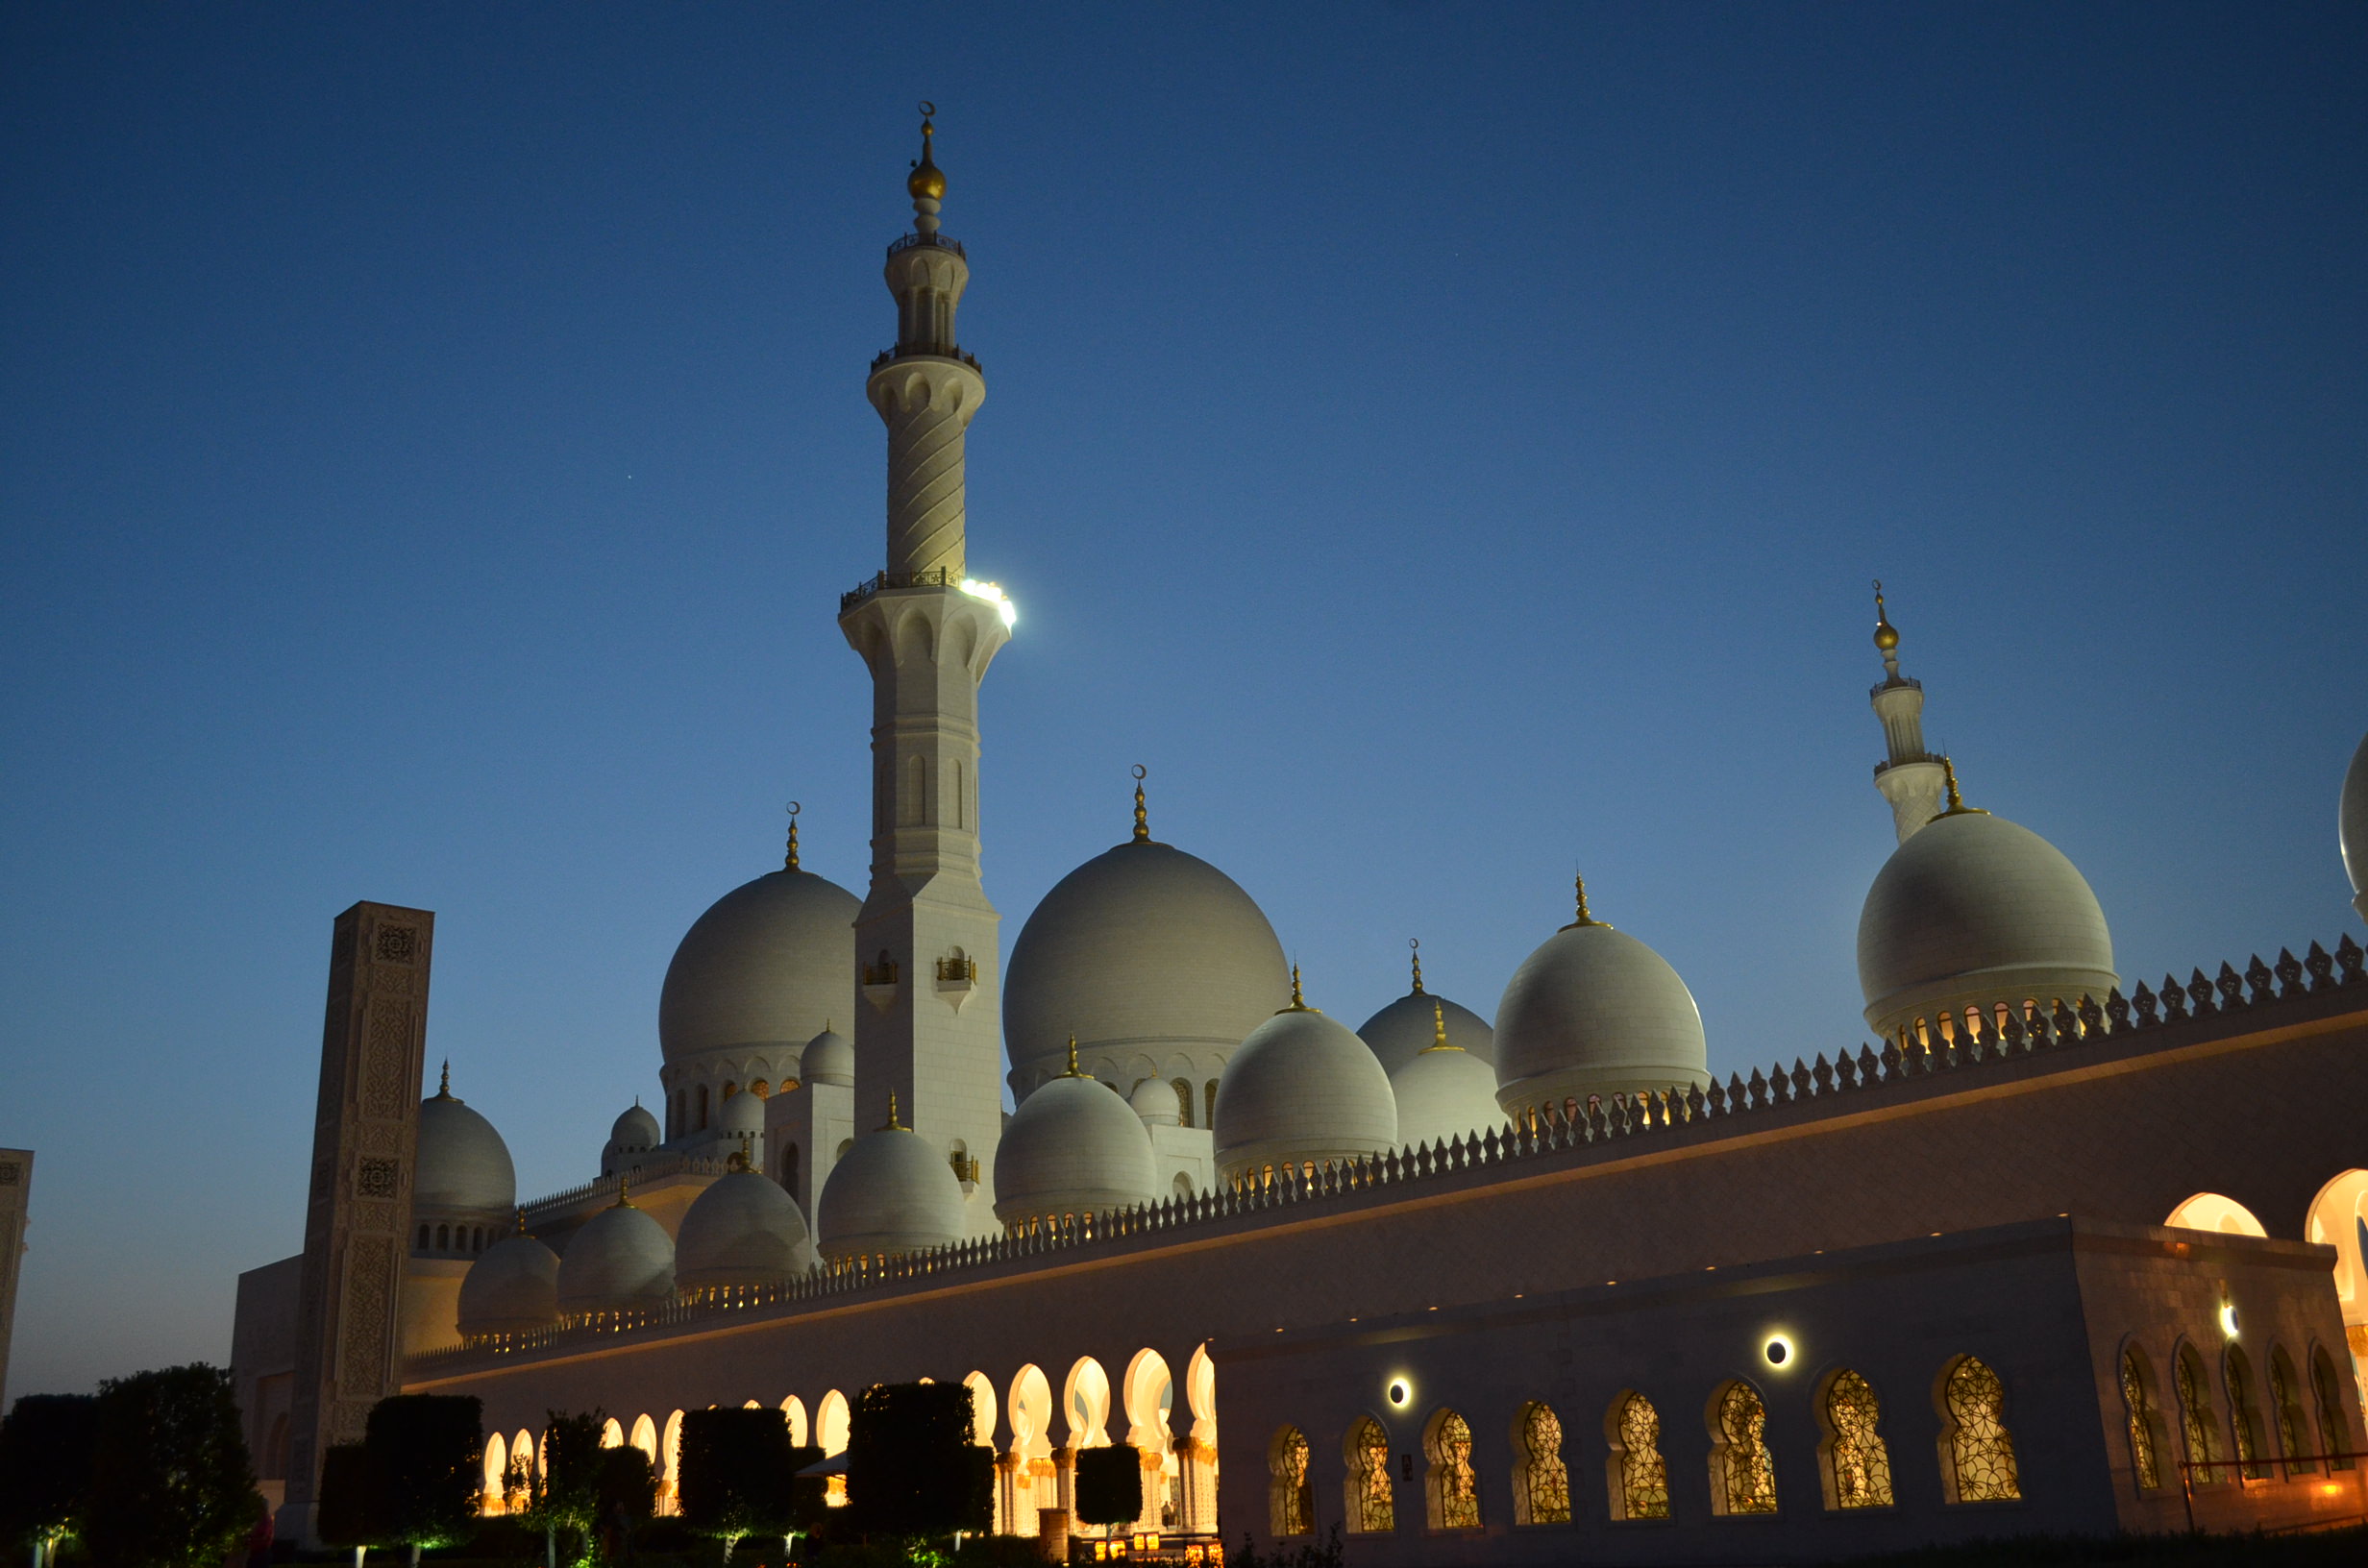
<box><xmin>2342</xmin><ymin>732</ymin><xmax>2368</xmax><ymax>921</ymax></box>
<box><xmin>1129</xmin><ymin>1078</ymin><xmax>1182</xmax><ymax>1125</ymax></box>
<box><xmin>1493</xmin><ymin>917</ymin><xmax>1710</xmax><ymax>1118</ymax></box>
<box><xmin>1357</xmin><ymin>990</ymin><xmax>1494</xmax><ymax>1075</ymax></box>
<box><xmin>555</xmin><ymin>1198</ymin><xmax>675</xmax><ymax>1314</ymax></box>
<box><xmin>1857</xmin><ymin>807</ymin><xmax>2116</xmax><ymax>1041</ymax></box>
<box><xmin>717</xmin><ymin>1086</ymin><xmax>766</xmax><ymax>1146</ymax></box>
<box><xmin>416</xmin><ymin>1081</ymin><xmax>516</xmax><ymax>1216</ymax></box>
<box><xmin>995</xmin><ymin>1068</ymin><xmax>1160</xmax><ymax>1229</ymax></box>
<box><xmin>802</xmin><ymin>1028</ymin><xmax>853</xmax><ymax>1087</ymax></box>
<box><xmin>816</xmin><ymin>1119</ymin><xmax>967</xmax><ymax>1260</ymax></box>
<box><xmin>1212</xmin><ymin>986</ymin><xmax>1397</xmax><ymax>1186</ymax></box>
<box><xmin>609</xmin><ymin>1103</ymin><xmax>659</xmax><ymax>1150</ymax></box>
<box><xmin>676</xmin><ymin>1168</ymin><xmax>817</xmax><ymax>1289</ymax></box>
<box><xmin>1390</xmin><ymin>1008</ymin><xmax>1512</xmax><ymax>1150</ymax></box>
<box><xmin>660</xmin><ymin>867</ymin><xmax>858</xmax><ymax>1072</ymax></box>
<box><xmin>1004</xmin><ymin>836</ymin><xmax>1288</xmax><ymax>1097</ymax></box>
<box><xmin>456</xmin><ymin>1230</ymin><xmax>559</xmax><ymax>1337</ymax></box>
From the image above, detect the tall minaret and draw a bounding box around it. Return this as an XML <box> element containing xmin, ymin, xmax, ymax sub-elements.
<box><xmin>838</xmin><ymin>106</ymin><xmax>1012</xmax><ymax>1234</ymax></box>
<box><xmin>1867</xmin><ymin>580</ymin><xmax>1945</xmax><ymax>844</ymax></box>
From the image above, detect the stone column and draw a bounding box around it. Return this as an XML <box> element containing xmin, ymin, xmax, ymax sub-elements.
<box><xmin>279</xmin><ymin>902</ymin><xmax>433</xmax><ymax>1544</ymax></box>
<box><xmin>0</xmin><ymin>1148</ymin><xmax>30</xmax><ymax>1403</ymax></box>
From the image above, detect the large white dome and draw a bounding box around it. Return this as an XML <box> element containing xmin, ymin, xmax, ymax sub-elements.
<box><xmin>660</xmin><ymin>866</ymin><xmax>859</xmax><ymax>1078</ymax></box>
<box><xmin>2342</xmin><ymin>732</ymin><xmax>2368</xmax><ymax>922</ymax></box>
<box><xmin>1857</xmin><ymin>807</ymin><xmax>2116</xmax><ymax>1042</ymax></box>
<box><xmin>1493</xmin><ymin>914</ymin><xmax>1710</xmax><ymax>1119</ymax></box>
<box><xmin>1212</xmin><ymin>983</ymin><xmax>1397</xmax><ymax>1186</ymax></box>
<box><xmin>1003</xmin><ymin>836</ymin><xmax>1288</xmax><ymax>1101</ymax></box>
<box><xmin>415</xmin><ymin>1079</ymin><xmax>516</xmax><ymax>1217</ymax></box>
<box><xmin>456</xmin><ymin>1230</ymin><xmax>559</xmax><ymax>1338</ymax></box>
<box><xmin>555</xmin><ymin>1199</ymin><xmax>675</xmax><ymax>1315</ymax></box>
<box><xmin>801</xmin><ymin>1026</ymin><xmax>853</xmax><ymax>1087</ymax></box>
<box><xmin>1390</xmin><ymin>1006</ymin><xmax>1511</xmax><ymax>1150</ymax></box>
<box><xmin>676</xmin><ymin>1167</ymin><xmax>817</xmax><ymax>1289</ymax></box>
<box><xmin>1357</xmin><ymin>990</ymin><xmax>1494</xmax><ymax>1076</ymax></box>
<box><xmin>993</xmin><ymin>1062</ymin><xmax>1159</xmax><ymax>1230</ymax></box>
<box><xmin>817</xmin><ymin>1119</ymin><xmax>968</xmax><ymax>1260</ymax></box>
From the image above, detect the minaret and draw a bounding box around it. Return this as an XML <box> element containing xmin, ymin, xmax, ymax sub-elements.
<box><xmin>1867</xmin><ymin>580</ymin><xmax>1945</xmax><ymax>844</ymax></box>
<box><xmin>838</xmin><ymin>105</ymin><xmax>1012</xmax><ymax>1234</ymax></box>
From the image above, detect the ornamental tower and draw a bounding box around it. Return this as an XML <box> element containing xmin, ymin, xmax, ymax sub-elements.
<box><xmin>1867</xmin><ymin>581</ymin><xmax>1945</xmax><ymax>844</ymax></box>
<box><xmin>838</xmin><ymin>107</ymin><xmax>1012</xmax><ymax>1234</ymax></box>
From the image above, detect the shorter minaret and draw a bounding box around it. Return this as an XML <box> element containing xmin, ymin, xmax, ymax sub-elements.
<box><xmin>1867</xmin><ymin>581</ymin><xmax>1945</xmax><ymax>844</ymax></box>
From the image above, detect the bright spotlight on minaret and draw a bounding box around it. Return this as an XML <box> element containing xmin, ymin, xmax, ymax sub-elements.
<box><xmin>959</xmin><ymin>578</ymin><xmax>1018</xmax><ymax>628</ymax></box>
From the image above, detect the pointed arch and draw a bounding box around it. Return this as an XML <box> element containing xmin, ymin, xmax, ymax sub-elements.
<box><xmin>817</xmin><ymin>1389</ymin><xmax>851</xmax><ymax>1457</ymax></box>
<box><xmin>1269</xmin><ymin>1425</ymin><xmax>1314</xmax><ymax>1537</ymax></box>
<box><xmin>2174</xmin><ymin>1341</ymin><xmax>2226</xmax><ymax>1484</ymax></box>
<box><xmin>2311</xmin><ymin>1346</ymin><xmax>2357</xmax><ymax>1471</ymax></box>
<box><xmin>778</xmin><ymin>1395</ymin><xmax>807</xmax><ymax>1448</ymax></box>
<box><xmin>1605</xmin><ymin>1390</ymin><xmax>1669</xmax><ymax>1521</ymax></box>
<box><xmin>963</xmin><ymin>1370</ymin><xmax>997</xmax><ymax>1447</ymax></box>
<box><xmin>2164</xmin><ymin>1192</ymin><xmax>2268</xmax><ymax>1237</ymax></box>
<box><xmin>1707</xmin><ymin>1381</ymin><xmax>1777</xmax><ymax>1515</ymax></box>
<box><xmin>1936</xmin><ymin>1356</ymin><xmax>2021</xmax><ymax>1503</ymax></box>
<box><xmin>2225</xmin><ymin>1344</ymin><xmax>2270</xmax><ymax>1480</ymax></box>
<box><xmin>1510</xmin><ymin>1401</ymin><xmax>1569</xmax><ymax>1525</ymax></box>
<box><xmin>2269</xmin><ymin>1345</ymin><xmax>2311</xmax><ymax>1476</ymax></box>
<box><xmin>1421</xmin><ymin>1408</ymin><xmax>1482</xmax><ymax>1530</ymax></box>
<box><xmin>1817</xmin><ymin>1368</ymin><xmax>1894</xmax><ymax>1509</ymax></box>
<box><xmin>660</xmin><ymin>1410</ymin><xmax>684</xmax><ymax>1515</ymax></box>
<box><xmin>1342</xmin><ymin>1415</ymin><xmax>1394</xmax><ymax>1533</ymax></box>
<box><xmin>481</xmin><ymin>1431</ymin><xmax>508</xmax><ymax>1515</ymax></box>
<box><xmin>1063</xmin><ymin>1356</ymin><xmax>1112</xmax><ymax>1450</ymax></box>
<box><xmin>2120</xmin><ymin>1345</ymin><xmax>2167</xmax><ymax>1493</ymax></box>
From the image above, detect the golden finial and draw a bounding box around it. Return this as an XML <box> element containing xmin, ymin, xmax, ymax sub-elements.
<box><xmin>1561</xmin><ymin>870</ymin><xmax>1607</xmax><ymax>931</ymax></box>
<box><xmin>727</xmin><ymin>1143</ymin><xmax>751</xmax><ymax>1174</ymax></box>
<box><xmin>437</xmin><ymin>1060</ymin><xmax>451</xmax><ymax>1097</ymax></box>
<box><xmin>785</xmin><ymin>801</ymin><xmax>802</xmax><ymax>871</ymax></box>
<box><xmin>1129</xmin><ymin>765</ymin><xmax>1151</xmax><ymax>844</ymax></box>
<box><xmin>1425</xmin><ymin>998</ymin><xmax>1462</xmax><ymax>1054</ymax></box>
<box><xmin>614</xmin><ymin>1173</ymin><xmax>634</xmax><ymax>1209</ymax></box>
<box><xmin>1933</xmin><ymin>756</ymin><xmax>1989</xmax><ymax>821</ymax></box>
<box><xmin>1278</xmin><ymin>964</ymin><xmax>1320</xmax><ymax>1014</ymax></box>
<box><xmin>514</xmin><ymin>1206</ymin><xmax>529</xmax><ymax>1237</ymax></box>
<box><xmin>907</xmin><ymin>101</ymin><xmax>945</xmax><ymax>202</ymax></box>
<box><xmin>1409</xmin><ymin>938</ymin><xmax>1424</xmax><ymax>995</ymax></box>
<box><xmin>1064</xmin><ymin>1034</ymin><xmax>1083</xmax><ymax>1077</ymax></box>
<box><xmin>1872</xmin><ymin>579</ymin><xmax>1899</xmax><ymax>652</ymax></box>
<box><xmin>883</xmin><ymin>1090</ymin><xmax>903</xmax><ymax>1130</ymax></box>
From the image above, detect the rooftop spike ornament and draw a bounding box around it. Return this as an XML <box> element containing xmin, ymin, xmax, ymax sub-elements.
<box><xmin>614</xmin><ymin>1173</ymin><xmax>634</xmax><ymax>1210</ymax></box>
<box><xmin>883</xmin><ymin>1091</ymin><xmax>903</xmax><ymax>1131</ymax></box>
<box><xmin>1409</xmin><ymin>937</ymin><xmax>1425</xmax><ymax>994</ymax></box>
<box><xmin>1423</xmin><ymin>999</ymin><xmax>1464</xmax><ymax>1054</ymax></box>
<box><xmin>1279</xmin><ymin>964</ymin><xmax>1320</xmax><ymax>1014</ymax></box>
<box><xmin>436</xmin><ymin>1060</ymin><xmax>451</xmax><ymax>1098</ymax></box>
<box><xmin>907</xmin><ymin>101</ymin><xmax>946</xmax><ymax>236</ymax></box>
<box><xmin>1873</xmin><ymin>578</ymin><xmax>1903</xmax><ymax>677</ymax></box>
<box><xmin>1064</xmin><ymin>1034</ymin><xmax>1083</xmax><ymax>1077</ymax></box>
<box><xmin>1131</xmin><ymin>765</ymin><xmax>1151</xmax><ymax>845</ymax></box>
<box><xmin>784</xmin><ymin>801</ymin><xmax>802</xmax><ymax>870</ymax></box>
<box><xmin>1562</xmin><ymin>870</ymin><xmax>1609</xmax><ymax>931</ymax></box>
<box><xmin>1932</xmin><ymin>756</ymin><xmax>1990</xmax><ymax>821</ymax></box>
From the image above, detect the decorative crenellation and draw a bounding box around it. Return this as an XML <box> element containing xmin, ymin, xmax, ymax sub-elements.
<box><xmin>519</xmin><ymin>1154</ymin><xmax>736</xmax><ymax>1228</ymax></box>
<box><xmin>413</xmin><ymin>931</ymin><xmax>2366</xmax><ymax>1375</ymax></box>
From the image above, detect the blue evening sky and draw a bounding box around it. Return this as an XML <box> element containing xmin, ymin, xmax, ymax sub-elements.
<box><xmin>3</xmin><ymin>5</ymin><xmax>2361</xmax><ymax>1399</ymax></box>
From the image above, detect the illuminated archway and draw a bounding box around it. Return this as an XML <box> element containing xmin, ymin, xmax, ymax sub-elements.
<box><xmin>629</xmin><ymin>1413</ymin><xmax>657</xmax><ymax>1465</ymax></box>
<box><xmin>779</xmin><ymin>1395</ymin><xmax>808</xmax><ymax>1448</ymax></box>
<box><xmin>817</xmin><ymin>1389</ymin><xmax>851</xmax><ymax>1457</ymax></box>
<box><xmin>1178</xmin><ymin>1344</ymin><xmax>1219</xmax><ymax>1533</ymax></box>
<box><xmin>1063</xmin><ymin>1357</ymin><xmax>1112</xmax><ymax>1450</ymax></box>
<box><xmin>2305</xmin><ymin>1170</ymin><xmax>2368</xmax><ymax>1409</ymax></box>
<box><xmin>481</xmin><ymin>1431</ymin><xmax>508</xmax><ymax>1515</ymax></box>
<box><xmin>963</xmin><ymin>1370</ymin><xmax>998</xmax><ymax>1446</ymax></box>
<box><xmin>600</xmin><ymin>1417</ymin><xmax>624</xmax><ymax>1449</ymax></box>
<box><xmin>1121</xmin><ymin>1349</ymin><xmax>1174</xmax><ymax>1529</ymax></box>
<box><xmin>1005</xmin><ymin>1364</ymin><xmax>1056</xmax><ymax>1536</ymax></box>
<box><xmin>2164</xmin><ymin>1192</ymin><xmax>2268</xmax><ymax>1237</ymax></box>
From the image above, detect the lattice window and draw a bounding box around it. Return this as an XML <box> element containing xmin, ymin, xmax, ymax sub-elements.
<box><xmin>1269</xmin><ymin>1427</ymin><xmax>1313</xmax><ymax>1537</ymax></box>
<box><xmin>1821</xmin><ymin>1370</ymin><xmax>1893</xmax><ymax>1509</ymax></box>
<box><xmin>1941</xmin><ymin>1358</ymin><xmax>2022</xmax><ymax>1503</ymax></box>
<box><xmin>1172</xmin><ymin>1078</ymin><xmax>1194</xmax><ymax>1128</ymax></box>
<box><xmin>2122</xmin><ymin>1350</ymin><xmax>2164</xmax><ymax>1492</ymax></box>
<box><xmin>2311</xmin><ymin>1349</ymin><xmax>2356</xmax><ymax>1472</ymax></box>
<box><xmin>1609</xmin><ymin>1392</ymin><xmax>1669</xmax><ymax>1521</ymax></box>
<box><xmin>1344</xmin><ymin>1416</ymin><xmax>1394</xmax><ymax>1533</ymax></box>
<box><xmin>1513</xmin><ymin>1403</ymin><xmax>1569</xmax><ymax>1525</ymax></box>
<box><xmin>1427</xmin><ymin>1409</ymin><xmax>1482</xmax><ymax>1530</ymax></box>
<box><xmin>2176</xmin><ymin>1345</ymin><xmax>2225</xmax><ymax>1482</ymax></box>
<box><xmin>2226</xmin><ymin>1347</ymin><xmax>2270</xmax><ymax>1481</ymax></box>
<box><xmin>2270</xmin><ymin>1348</ymin><xmax>2312</xmax><ymax>1477</ymax></box>
<box><xmin>1712</xmin><ymin>1383</ymin><xmax>1778</xmax><ymax>1515</ymax></box>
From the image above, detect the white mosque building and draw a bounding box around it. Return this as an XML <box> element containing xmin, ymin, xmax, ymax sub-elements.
<box><xmin>231</xmin><ymin>113</ymin><xmax>2368</xmax><ymax>1564</ymax></box>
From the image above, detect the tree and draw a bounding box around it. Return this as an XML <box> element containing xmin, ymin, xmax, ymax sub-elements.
<box><xmin>592</xmin><ymin>1446</ymin><xmax>655</xmax><ymax>1560</ymax></box>
<box><xmin>83</xmin><ymin>1364</ymin><xmax>260</xmax><ymax>1568</ymax></box>
<box><xmin>363</xmin><ymin>1395</ymin><xmax>481</xmax><ymax>1568</ymax></box>
<box><xmin>677</xmin><ymin>1408</ymin><xmax>797</xmax><ymax>1563</ymax></box>
<box><xmin>0</xmin><ymin>1394</ymin><xmax>100</xmax><ymax>1568</ymax></box>
<box><xmin>511</xmin><ymin>1412</ymin><xmax>605</xmax><ymax>1568</ymax></box>
<box><xmin>846</xmin><ymin>1383</ymin><xmax>992</xmax><ymax>1542</ymax></box>
<box><xmin>1073</xmin><ymin>1446</ymin><xmax>1144</xmax><ymax>1533</ymax></box>
<box><xmin>314</xmin><ymin>1444</ymin><xmax>386</xmax><ymax>1568</ymax></box>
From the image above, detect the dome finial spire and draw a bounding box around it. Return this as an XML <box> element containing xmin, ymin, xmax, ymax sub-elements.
<box><xmin>1130</xmin><ymin>765</ymin><xmax>1150</xmax><ymax>844</ymax></box>
<box><xmin>1564</xmin><ymin>870</ymin><xmax>1606</xmax><ymax>930</ymax></box>
<box><xmin>1872</xmin><ymin>578</ymin><xmax>1905</xmax><ymax>680</ymax></box>
<box><xmin>1426</xmin><ymin>998</ymin><xmax>1460</xmax><ymax>1053</ymax></box>
<box><xmin>1933</xmin><ymin>755</ymin><xmax>1989</xmax><ymax>821</ymax></box>
<box><xmin>784</xmin><ymin>800</ymin><xmax>802</xmax><ymax>870</ymax></box>
<box><xmin>1409</xmin><ymin>937</ymin><xmax>1425</xmax><ymax>994</ymax></box>
<box><xmin>437</xmin><ymin>1060</ymin><xmax>451</xmax><ymax>1097</ymax></box>
<box><xmin>884</xmin><ymin>1090</ymin><xmax>903</xmax><ymax>1131</ymax></box>
<box><xmin>514</xmin><ymin>1206</ymin><xmax>528</xmax><ymax>1237</ymax></box>
<box><xmin>614</xmin><ymin>1172</ymin><xmax>633</xmax><ymax>1209</ymax></box>
<box><xmin>906</xmin><ymin>101</ymin><xmax>945</xmax><ymax>236</ymax></box>
<box><xmin>1278</xmin><ymin>963</ymin><xmax>1320</xmax><ymax>1014</ymax></box>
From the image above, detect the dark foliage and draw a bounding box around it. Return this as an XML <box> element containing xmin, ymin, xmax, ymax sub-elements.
<box><xmin>314</xmin><ymin>1445</ymin><xmax>385</xmax><ymax>1551</ymax></box>
<box><xmin>1840</xmin><ymin>1527</ymin><xmax>2368</xmax><ymax>1567</ymax></box>
<box><xmin>84</xmin><ymin>1364</ymin><xmax>260</xmax><ymax>1568</ymax></box>
<box><xmin>845</xmin><ymin>1382</ymin><xmax>990</xmax><ymax>1539</ymax></box>
<box><xmin>0</xmin><ymin>1393</ymin><xmax>100</xmax><ymax>1554</ymax></box>
<box><xmin>363</xmin><ymin>1395</ymin><xmax>482</xmax><ymax>1552</ymax></box>
<box><xmin>678</xmin><ymin>1407</ymin><xmax>797</xmax><ymax>1552</ymax></box>
<box><xmin>1072</xmin><ymin>1446</ymin><xmax>1142</xmax><ymax>1529</ymax></box>
<box><xmin>594</xmin><ymin>1446</ymin><xmax>657</xmax><ymax>1529</ymax></box>
<box><xmin>1227</xmin><ymin>1523</ymin><xmax>1343</xmax><ymax>1568</ymax></box>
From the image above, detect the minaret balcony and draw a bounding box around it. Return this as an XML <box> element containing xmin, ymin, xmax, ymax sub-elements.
<box><xmin>860</xmin><ymin>955</ymin><xmax>900</xmax><ymax>1013</ymax></box>
<box><xmin>870</xmin><ymin>345</ymin><xmax>982</xmax><ymax>374</ymax></box>
<box><xmin>839</xmin><ymin>566</ymin><xmax>963</xmax><ymax>615</ymax></box>
<box><xmin>887</xmin><ymin>232</ymin><xmax>965</xmax><ymax>260</ymax></box>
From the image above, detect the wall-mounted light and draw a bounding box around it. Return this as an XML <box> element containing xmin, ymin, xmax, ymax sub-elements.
<box><xmin>1764</xmin><ymin>1335</ymin><xmax>1794</xmax><ymax>1368</ymax></box>
<box><xmin>2219</xmin><ymin>1300</ymin><xmax>2240</xmax><ymax>1339</ymax></box>
<box><xmin>1387</xmin><ymin>1377</ymin><xmax>1411</xmax><ymax>1408</ymax></box>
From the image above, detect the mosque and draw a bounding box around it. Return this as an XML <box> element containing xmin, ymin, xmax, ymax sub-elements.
<box><xmin>231</xmin><ymin>112</ymin><xmax>2368</xmax><ymax>1563</ymax></box>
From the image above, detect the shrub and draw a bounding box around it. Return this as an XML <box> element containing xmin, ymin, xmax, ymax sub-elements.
<box><xmin>83</xmin><ymin>1364</ymin><xmax>260</xmax><ymax>1568</ymax></box>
